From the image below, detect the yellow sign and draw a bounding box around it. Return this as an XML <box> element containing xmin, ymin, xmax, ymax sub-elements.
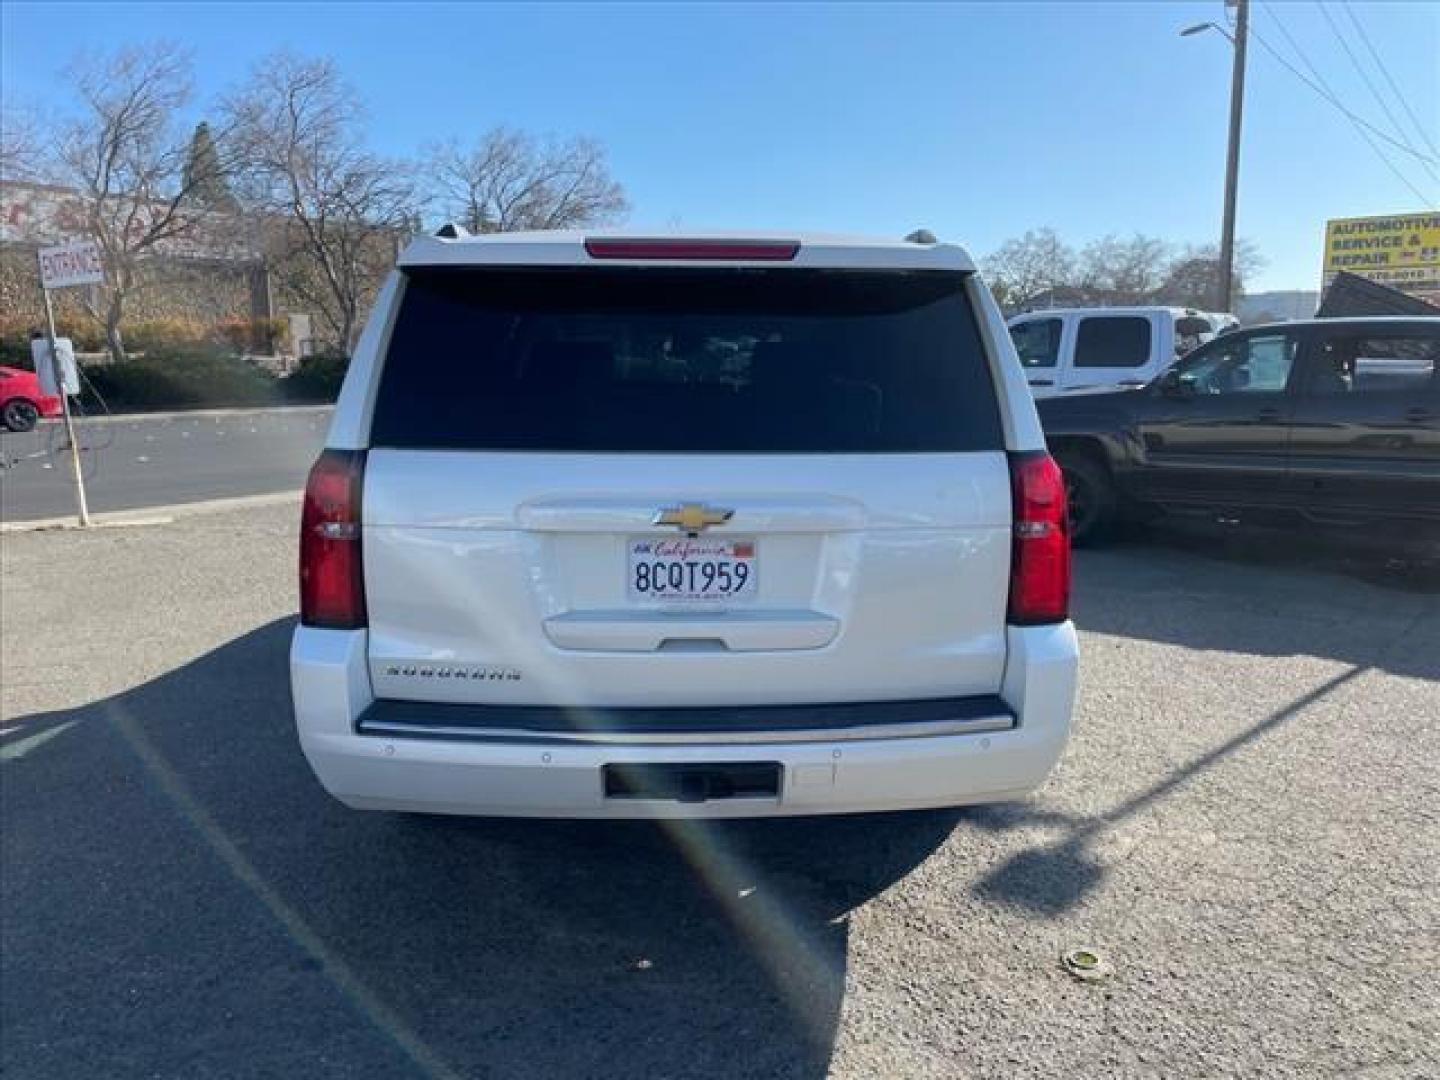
<box><xmin>1323</xmin><ymin>212</ymin><xmax>1440</xmax><ymax>290</ymax></box>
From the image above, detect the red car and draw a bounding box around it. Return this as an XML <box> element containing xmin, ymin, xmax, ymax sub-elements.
<box><xmin>0</xmin><ymin>365</ymin><xmax>64</xmax><ymax>432</ymax></box>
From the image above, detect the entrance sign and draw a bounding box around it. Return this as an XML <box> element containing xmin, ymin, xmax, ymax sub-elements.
<box><xmin>38</xmin><ymin>240</ymin><xmax>105</xmax><ymax>289</ymax></box>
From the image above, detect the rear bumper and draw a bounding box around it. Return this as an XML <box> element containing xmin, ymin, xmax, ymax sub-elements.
<box><xmin>290</xmin><ymin>622</ymin><xmax>1078</xmax><ymax>818</ymax></box>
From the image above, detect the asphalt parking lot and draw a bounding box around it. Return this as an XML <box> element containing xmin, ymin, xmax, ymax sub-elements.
<box><xmin>0</xmin><ymin>408</ymin><xmax>329</xmax><ymax>522</ymax></box>
<box><xmin>2</xmin><ymin>505</ymin><xmax>1437</xmax><ymax>1079</ymax></box>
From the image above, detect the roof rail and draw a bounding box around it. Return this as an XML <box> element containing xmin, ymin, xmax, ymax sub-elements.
<box><xmin>434</xmin><ymin>222</ymin><xmax>471</xmax><ymax>239</ymax></box>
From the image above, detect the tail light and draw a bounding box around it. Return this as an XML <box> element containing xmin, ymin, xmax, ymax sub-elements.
<box><xmin>300</xmin><ymin>449</ymin><xmax>366</xmax><ymax>629</ymax></box>
<box><xmin>1007</xmin><ymin>451</ymin><xmax>1071</xmax><ymax>625</ymax></box>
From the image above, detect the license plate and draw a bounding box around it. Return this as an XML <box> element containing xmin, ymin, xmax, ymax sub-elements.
<box><xmin>628</xmin><ymin>537</ymin><xmax>757</xmax><ymax>602</ymax></box>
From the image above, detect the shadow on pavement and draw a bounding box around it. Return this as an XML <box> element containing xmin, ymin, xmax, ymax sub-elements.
<box><xmin>963</xmin><ymin>520</ymin><xmax>1440</xmax><ymax>918</ymax></box>
<box><xmin>1120</xmin><ymin>518</ymin><xmax>1440</xmax><ymax>592</ymax></box>
<box><xmin>1</xmin><ymin>619</ymin><xmax>958</xmax><ymax>1080</ymax></box>
<box><xmin>1071</xmin><ymin>523</ymin><xmax>1440</xmax><ymax>681</ymax></box>
<box><xmin>965</xmin><ymin>665</ymin><xmax>1366</xmax><ymax>917</ymax></box>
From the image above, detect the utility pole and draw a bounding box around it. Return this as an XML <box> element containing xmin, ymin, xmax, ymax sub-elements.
<box><xmin>1217</xmin><ymin>0</ymin><xmax>1249</xmax><ymax>312</ymax></box>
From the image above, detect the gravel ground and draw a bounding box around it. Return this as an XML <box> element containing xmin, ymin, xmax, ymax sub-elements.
<box><xmin>2</xmin><ymin>506</ymin><xmax>1437</xmax><ymax>1079</ymax></box>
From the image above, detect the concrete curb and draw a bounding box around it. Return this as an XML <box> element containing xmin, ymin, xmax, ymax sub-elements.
<box><xmin>1</xmin><ymin>489</ymin><xmax>301</xmax><ymax>533</ymax></box>
<box><xmin>59</xmin><ymin>405</ymin><xmax>333</xmax><ymax>424</ymax></box>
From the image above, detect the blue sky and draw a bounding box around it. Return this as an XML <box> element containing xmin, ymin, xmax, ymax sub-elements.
<box><xmin>3</xmin><ymin>1</ymin><xmax>1437</xmax><ymax>291</ymax></box>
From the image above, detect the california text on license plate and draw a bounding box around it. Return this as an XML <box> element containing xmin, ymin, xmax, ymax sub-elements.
<box><xmin>628</xmin><ymin>537</ymin><xmax>757</xmax><ymax>601</ymax></box>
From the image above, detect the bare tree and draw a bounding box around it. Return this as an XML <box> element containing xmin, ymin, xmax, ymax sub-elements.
<box><xmin>425</xmin><ymin>127</ymin><xmax>628</xmax><ymax>233</ymax></box>
<box><xmin>985</xmin><ymin>227</ymin><xmax>1267</xmax><ymax>312</ymax></box>
<box><xmin>1154</xmin><ymin>240</ymin><xmax>1265</xmax><ymax>309</ymax></box>
<box><xmin>1076</xmin><ymin>234</ymin><xmax>1173</xmax><ymax>304</ymax></box>
<box><xmin>981</xmin><ymin>227</ymin><xmax>1077</xmax><ymax>311</ymax></box>
<box><xmin>1</xmin><ymin>105</ymin><xmax>45</xmax><ymax>183</ymax></box>
<box><xmin>55</xmin><ymin>45</ymin><xmax>232</xmax><ymax>359</ymax></box>
<box><xmin>225</xmin><ymin>54</ymin><xmax>414</xmax><ymax>352</ymax></box>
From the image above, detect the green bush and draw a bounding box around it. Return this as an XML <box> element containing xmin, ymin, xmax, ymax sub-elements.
<box><xmin>208</xmin><ymin>316</ymin><xmax>287</xmax><ymax>354</ymax></box>
<box><xmin>0</xmin><ymin>316</ymin><xmax>286</xmax><ymax>367</ymax></box>
<box><xmin>0</xmin><ymin>316</ymin><xmax>104</xmax><ymax>365</ymax></box>
<box><xmin>0</xmin><ymin>336</ymin><xmax>32</xmax><ymax>368</ymax></box>
<box><xmin>280</xmin><ymin>351</ymin><xmax>350</xmax><ymax>402</ymax></box>
<box><xmin>124</xmin><ymin>318</ymin><xmax>208</xmax><ymax>353</ymax></box>
<box><xmin>82</xmin><ymin>349</ymin><xmax>281</xmax><ymax>411</ymax></box>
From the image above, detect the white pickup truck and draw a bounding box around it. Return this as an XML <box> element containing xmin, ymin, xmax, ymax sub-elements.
<box><xmin>1008</xmin><ymin>306</ymin><xmax>1238</xmax><ymax>398</ymax></box>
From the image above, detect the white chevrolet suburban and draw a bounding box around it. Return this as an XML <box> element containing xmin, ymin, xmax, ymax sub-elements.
<box><xmin>290</xmin><ymin>230</ymin><xmax>1078</xmax><ymax>818</ymax></box>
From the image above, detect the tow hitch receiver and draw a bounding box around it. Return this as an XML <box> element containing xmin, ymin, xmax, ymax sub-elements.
<box><xmin>603</xmin><ymin>762</ymin><xmax>782</xmax><ymax>802</ymax></box>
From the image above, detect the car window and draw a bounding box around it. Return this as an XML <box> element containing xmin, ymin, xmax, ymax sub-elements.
<box><xmin>1074</xmin><ymin>316</ymin><xmax>1151</xmax><ymax>368</ymax></box>
<box><xmin>1009</xmin><ymin>318</ymin><xmax>1062</xmax><ymax>369</ymax></box>
<box><xmin>1175</xmin><ymin>332</ymin><xmax>1298</xmax><ymax>395</ymax></box>
<box><xmin>1173</xmin><ymin>315</ymin><xmax>1212</xmax><ymax>357</ymax></box>
<box><xmin>371</xmin><ymin>267</ymin><xmax>1004</xmax><ymax>453</ymax></box>
<box><xmin>1305</xmin><ymin>332</ymin><xmax>1439</xmax><ymax>396</ymax></box>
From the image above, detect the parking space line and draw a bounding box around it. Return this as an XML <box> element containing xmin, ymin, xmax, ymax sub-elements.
<box><xmin>0</xmin><ymin>721</ymin><xmax>77</xmax><ymax>762</ymax></box>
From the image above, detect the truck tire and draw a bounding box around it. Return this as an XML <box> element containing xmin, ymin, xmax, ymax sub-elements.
<box><xmin>1056</xmin><ymin>451</ymin><xmax>1116</xmax><ymax>547</ymax></box>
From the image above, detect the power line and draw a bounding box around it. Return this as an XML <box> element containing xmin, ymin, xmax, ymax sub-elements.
<box><xmin>1343</xmin><ymin>0</ymin><xmax>1440</xmax><ymax>161</ymax></box>
<box><xmin>1316</xmin><ymin>0</ymin><xmax>1439</xmax><ymax>184</ymax></box>
<box><xmin>1252</xmin><ymin>3</ymin><xmax>1439</xmax><ymax>168</ymax></box>
<box><xmin>1256</xmin><ymin>10</ymin><xmax>1433</xmax><ymax>206</ymax></box>
<box><xmin>1262</xmin><ymin>4</ymin><xmax>1342</xmax><ymax>102</ymax></box>
<box><xmin>1260</xmin><ymin>3</ymin><xmax>1432</xmax><ymax>202</ymax></box>
<box><xmin>1252</xmin><ymin>4</ymin><xmax>1437</xmax><ymax>206</ymax></box>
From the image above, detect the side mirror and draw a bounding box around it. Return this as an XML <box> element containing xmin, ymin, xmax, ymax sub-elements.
<box><xmin>1157</xmin><ymin>368</ymin><xmax>1189</xmax><ymax>396</ymax></box>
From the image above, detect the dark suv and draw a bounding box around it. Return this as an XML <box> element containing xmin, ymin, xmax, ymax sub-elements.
<box><xmin>1037</xmin><ymin>317</ymin><xmax>1440</xmax><ymax>552</ymax></box>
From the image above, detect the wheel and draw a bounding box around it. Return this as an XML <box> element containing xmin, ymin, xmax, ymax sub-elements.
<box><xmin>1056</xmin><ymin>452</ymin><xmax>1116</xmax><ymax>546</ymax></box>
<box><xmin>2</xmin><ymin>399</ymin><xmax>40</xmax><ymax>433</ymax></box>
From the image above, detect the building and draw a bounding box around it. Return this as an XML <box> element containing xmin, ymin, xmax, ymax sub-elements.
<box><xmin>1316</xmin><ymin>270</ymin><xmax>1440</xmax><ymax>318</ymax></box>
<box><xmin>1235</xmin><ymin>290</ymin><xmax>1319</xmax><ymax>324</ymax></box>
<box><xmin>1</xmin><ymin>180</ymin><xmax>272</xmax><ymax>327</ymax></box>
<box><xmin>1</xmin><ymin>179</ymin><xmax>400</xmax><ymax>356</ymax></box>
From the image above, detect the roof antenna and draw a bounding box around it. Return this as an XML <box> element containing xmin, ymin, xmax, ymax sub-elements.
<box><xmin>904</xmin><ymin>228</ymin><xmax>937</xmax><ymax>244</ymax></box>
<box><xmin>434</xmin><ymin>222</ymin><xmax>470</xmax><ymax>239</ymax></box>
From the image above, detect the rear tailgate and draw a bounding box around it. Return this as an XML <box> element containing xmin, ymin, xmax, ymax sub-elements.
<box><xmin>364</xmin><ymin>450</ymin><xmax>1009</xmax><ymax>706</ymax></box>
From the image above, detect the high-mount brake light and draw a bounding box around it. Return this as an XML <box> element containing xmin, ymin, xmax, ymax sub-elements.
<box><xmin>583</xmin><ymin>238</ymin><xmax>800</xmax><ymax>261</ymax></box>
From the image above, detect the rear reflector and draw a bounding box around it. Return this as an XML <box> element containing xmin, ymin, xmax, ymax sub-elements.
<box><xmin>584</xmin><ymin>238</ymin><xmax>800</xmax><ymax>261</ymax></box>
<box><xmin>1007</xmin><ymin>451</ymin><xmax>1071</xmax><ymax>625</ymax></box>
<box><xmin>300</xmin><ymin>449</ymin><xmax>367</xmax><ymax>629</ymax></box>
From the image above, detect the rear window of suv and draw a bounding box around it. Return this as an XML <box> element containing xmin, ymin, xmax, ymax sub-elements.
<box><xmin>370</xmin><ymin>267</ymin><xmax>1002</xmax><ymax>453</ymax></box>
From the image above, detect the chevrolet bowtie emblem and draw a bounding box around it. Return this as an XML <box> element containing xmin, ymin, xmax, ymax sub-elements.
<box><xmin>653</xmin><ymin>503</ymin><xmax>734</xmax><ymax>535</ymax></box>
